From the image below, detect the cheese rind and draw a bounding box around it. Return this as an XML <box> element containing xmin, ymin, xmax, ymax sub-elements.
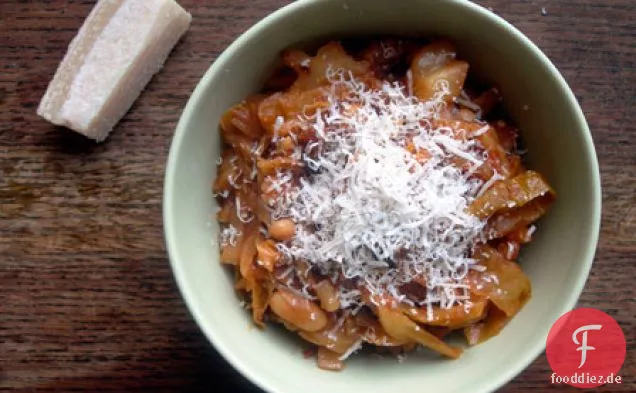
<box><xmin>37</xmin><ymin>0</ymin><xmax>192</xmax><ymax>142</ymax></box>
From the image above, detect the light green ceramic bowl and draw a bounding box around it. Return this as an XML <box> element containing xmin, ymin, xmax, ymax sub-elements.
<box><xmin>163</xmin><ymin>0</ymin><xmax>601</xmax><ymax>392</ymax></box>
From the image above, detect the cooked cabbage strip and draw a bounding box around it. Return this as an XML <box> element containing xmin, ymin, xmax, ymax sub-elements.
<box><xmin>251</xmin><ymin>279</ymin><xmax>273</xmax><ymax>327</ymax></box>
<box><xmin>377</xmin><ymin>306</ymin><xmax>463</xmax><ymax>359</ymax></box>
<box><xmin>317</xmin><ymin>347</ymin><xmax>345</xmax><ymax>371</ymax></box>
<box><xmin>255</xmin><ymin>238</ymin><xmax>280</xmax><ymax>272</ymax></box>
<box><xmin>299</xmin><ymin>326</ymin><xmax>360</xmax><ymax>355</ymax></box>
<box><xmin>403</xmin><ymin>300</ymin><xmax>487</xmax><ymax>329</ymax></box>
<box><xmin>485</xmin><ymin>196</ymin><xmax>552</xmax><ymax>240</ymax></box>
<box><xmin>410</xmin><ymin>40</ymin><xmax>468</xmax><ymax>103</ymax></box>
<box><xmin>467</xmin><ymin>245</ymin><xmax>532</xmax><ymax>317</ymax></box>
<box><xmin>269</xmin><ymin>288</ymin><xmax>328</xmax><ymax>332</ymax></box>
<box><xmin>469</xmin><ymin>170</ymin><xmax>554</xmax><ymax>219</ymax></box>
<box><xmin>464</xmin><ymin>305</ymin><xmax>510</xmax><ymax>345</ymax></box>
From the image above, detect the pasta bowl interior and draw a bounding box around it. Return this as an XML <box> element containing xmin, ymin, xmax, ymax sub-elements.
<box><xmin>163</xmin><ymin>0</ymin><xmax>601</xmax><ymax>392</ymax></box>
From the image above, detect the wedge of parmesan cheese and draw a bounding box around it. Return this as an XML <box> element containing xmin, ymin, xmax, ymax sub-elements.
<box><xmin>37</xmin><ymin>0</ymin><xmax>192</xmax><ymax>142</ymax></box>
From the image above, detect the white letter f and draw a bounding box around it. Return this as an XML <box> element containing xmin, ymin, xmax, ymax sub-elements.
<box><xmin>572</xmin><ymin>324</ymin><xmax>602</xmax><ymax>368</ymax></box>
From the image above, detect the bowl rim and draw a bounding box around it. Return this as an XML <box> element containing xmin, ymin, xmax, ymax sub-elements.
<box><xmin>163</xmin><ymin>0</ymin><xmax>602</xmax><ymax>392</ymax></box>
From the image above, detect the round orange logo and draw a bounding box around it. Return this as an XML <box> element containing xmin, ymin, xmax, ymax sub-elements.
<box><xmin>546</xmin><ymin>308</ymin><xmax>626</xmax><ymax>388</ymax></box>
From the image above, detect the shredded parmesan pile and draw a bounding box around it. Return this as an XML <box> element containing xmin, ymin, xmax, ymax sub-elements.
<box><xmin>273</xmin><ymin>68</ymin><xmax>490</xmax><ymax>311</ymax></box>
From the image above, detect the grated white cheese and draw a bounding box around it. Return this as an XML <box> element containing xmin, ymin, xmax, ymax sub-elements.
<box><xmin>228</xmin><ymin>171</ymin><xmax>242</xmax><ymax>189</ymax></box>
<box><xmin>272</xmin><ymin>67</ymin><xmax>488</xmax><ymax>309</ymax></box>
<box><xmin>472</xmin><ymin>125</ymin><xmax>490</xmax><ymax>137</ymax></box>
<box><xmin>477</xmin><ymin>171</ymin><xmax>504</xmax><ymax>198</ymax></box>
<box><xmin>235</xmin><ymin>196</ymin><xmax>254</xmax><ymax>224</ymax></box>
<box><xmin>273</xmin><ymin>116</ymin><xmax>285</xmax><ymax>141</ymax></box>
<box><xmin>507</xmin><ymin>242</ymin><xmax>515</xmax><ymax>259</ymax></box>
<box><xmin>213</xmin><ymin>189</ymin><xmax>230</xmax><ymax>199</ymax></box>
<box><xmin>220</xmin><ymin>224</ymin><xmax>241</xmax><ymax>247</ymax></box>
<box><xmin>456</xmin><ymin>91</ymin><xmax>483</xmax><ymax>118</ymax></box>
<box><xmin>338</xmin><ymin>339</ymin><xmax>363</xmax><ymax>361</ymax></box>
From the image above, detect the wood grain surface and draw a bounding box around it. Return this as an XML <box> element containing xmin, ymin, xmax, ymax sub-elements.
<box><xmin>0</xmin><ymin>0</ymin><xmax>634</xmax><ymax>391</ymax></box>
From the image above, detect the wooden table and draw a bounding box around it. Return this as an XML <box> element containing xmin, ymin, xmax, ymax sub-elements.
<box><xmin>1</xmin><ymin>0</ymin><xmax>634</xmax><ymax>391</ymax></box>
